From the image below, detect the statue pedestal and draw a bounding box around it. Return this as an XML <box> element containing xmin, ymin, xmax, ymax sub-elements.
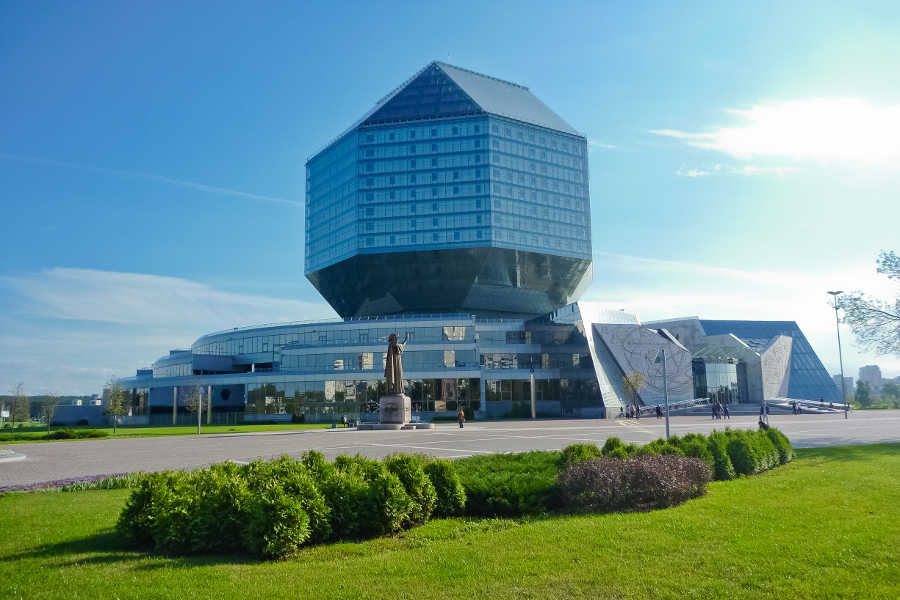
<box><xmin>379</xmin><ymin>394</ymin><xmax>411</xmax><ymax>424</ymax></box>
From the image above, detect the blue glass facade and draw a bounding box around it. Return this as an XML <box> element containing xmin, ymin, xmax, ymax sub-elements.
<box><xmin>305</xmin><ymin>62</ymin><xmax>592</xmax><ymax>318</ymax></box>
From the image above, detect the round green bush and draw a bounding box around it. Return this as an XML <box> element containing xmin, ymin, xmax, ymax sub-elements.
<box><xmin>679</xmin><ymin>439</ymin><xmax>715</xmax><ymax>472</ymax></box>
<box><xmin>766</xmin><ymin>428</ymin><xmax>794</xmax><ymax>464</ymax></box>
<box><xmin>366</xmin><ymin>470</ymin><xmax>414</xmax><ymax>536</ymax></box>
<box><xmin>423</xmin><ymin>459</ymin><xmax>466</xmax><ymax>517</ymax></box>
<box><xmin>249</xmin><ymin>456</ymin><xmax>332</xmax><ymax>544</ymax></box>
<box><xmin>243</xmin><ymin>485</ymin><xmax>311</xmax><ymax>559</ymax></box>
<box><xmin>707</xmin><ymin>432</ymin><xmax>736</xmax><ymax>480</ymax></box>
<box><xmin>185</xmin><ymin>463</ymin><xmax>250</xmax><ymax>553</ymax></box>
<box><xmin>726</xmin><ymin>431</ymin><xmax>763</xmax><ymax>475</ymax></box>
<box><xmin>601</xmin><ymin>437</ymin><xmax>625</xmax><ymax>455</ymax></box>
<box><xmin>561</xmin><ymin>443</ymin><xmax>602</xmax><ymax>465</ymax></box>
<box><xmin>384</xmin><ymin>454</ymin><xmax>437</xmax><ymax>524</ymax></box>
<box><xmin>117</xmin><ymin>471</ymin><xmax>188</xmax><ymax>548</ymax></box>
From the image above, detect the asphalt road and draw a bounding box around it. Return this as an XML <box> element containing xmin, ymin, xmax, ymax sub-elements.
<box><xmin>2</xmin><ymin>410</ymin><xmax>899</xmax><ymax>489</ymax></box>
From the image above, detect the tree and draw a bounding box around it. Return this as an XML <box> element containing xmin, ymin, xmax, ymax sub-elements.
<box><xmin>854</xmin><ymin>380</ymin><xmax>872</xmax><ymax>409</ymax></box>
<box><xmin>622</xmin><ymin>371</ymin><xmax>646</xmax><ymax>416</ymax></box>
<box><xmin>841</xmin><ymin>250</ymin><xmax>900</xmax><ymax>355</ymax></box>
<box><xmin>11</xmin><ymin>383</ymin><xmax>30</xmax><ymax>424</ymax></box>
<box><xmin>104</xmin><ymin>378</ymin><xmax>128</xmax><ymax>433</ymax></box>
<box><xmin>42</xmin><ymin>394</ymin><xmax>60</xmax><ymax>431</ymax></box>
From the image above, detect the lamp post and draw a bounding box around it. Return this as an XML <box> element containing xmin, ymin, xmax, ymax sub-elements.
<box><xmin>827</xmin><ymin>290</ymin><xmax>848</xmax><ymax>419</ymax></box>
<box><xmin>655</xmin><ymin>348</ymin><xmax>670</xmax><ymax>440</ymax></box>
<box><xmin>529</xmin><ymin>359</ymin><xmax>536</xmax><ymax>420</ymax></box>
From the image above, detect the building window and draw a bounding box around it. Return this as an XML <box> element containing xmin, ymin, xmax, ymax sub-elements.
<box><xmin>475</xmin><ymin>198</ymin><xmax>481</xmax><ymax>207</ymax></box>
<box><xmin>431</xmin><ymin>158</ymin><xmax>437</xmax><ymax>166</ymax></box>
<box><xmin>410</xmin><ymin>203</ymin><xmax>416</xmax><ymax>213</ymax></box>
<box><xmin>453</xmin><ymin>186</ymin><xmax>459</xmax><ymax>195</ymax></box>
<box><xmin>389</xmin><ymin>176</ymin><xmax>395</xmax><ymax>185</ymax></box>
<box><xmin>409</xmin><ymin>145</ymin><xmax>416</xmax><ymax>154</ymax></box>
<box><xmin>410</xmin><ymin>174</ymin><xmax>416</xmax><ymax>183</ymax></box>
<box><xmin>475</xmin><ymin>184</ymin><xmax>482</xmax><ymax>193</ymax></box>
<box><xmin>365</xmin><ymin>163</ymin><xmax>373</xmax><ymax>172</ymax></box>
<box><xmin>453</xmin><ymin>171</ymin><xmax>459</xmax><ymax>180</ymax></box>
<box><xmin>366</xmin><ymin>134</ymin><xmax>374</xmax><ymax>143</ymax></box>
<box><xmin>477</xmin><ymin>230</ymin><xmax>483</xmax><ymax>239</ymax></box>
<box><xmin>365</xmin><ymin>149</ymin><xmax>374</xmax><ymax>157</ymax></box>
<box><xmin>452</xmin><ymin>126</ymin><xmax>459</xmax><ymax>135</ymax></box>
<box><xmin>389</xmin><ymin>132</ymin><xmax>395</xmax><ymax>140</ymax></box>
<box><xmin>432</xmin><ymin>202</ymin><xmax>438</xmax><ymax>211</ymax></box>
<box><xmin>389</xmin><ymin>235</ymin><xmax>395</xmax><ymax>244</ymax></box>
<box><xmin>474</xmin><ymin>139</ymin><xmax>481</xmax><ymax>148</ymax></box>
<box><xmin>474</xmin><ymin>125</ymin><xmax>481</xmax><ymax>134</ymax></box>
<box><xmin>409</xmin><ymin>159</ymin><xmax>416</xmax><ymax>168</ymax></box>
<box><xmin>410</xmin><ymin>189</ymin><xmax>417</xmax><ymax>198</ymax></box>
<box><xmin>410</xmin><ymin>219</ymin><xmax>416</xmax><ymax>229</ymax></box>
<box><xmin>366</xmin><ymin>192</ymin><xmax>374</xmax><ymax>201</ymax></box>
<box><xmin>389</xmin><ymin>190</ymin><xmax>395</xmax><ymax>199</ymax></box>
<box><xmin>409</xmin><ymin>130</ymin><xmax>416</xmax><ymax>139</ymax></box>
<box><xmin>411</xmin><ymin>233</ymin><xmax>416</xmax><ymax>242</ymax></box>
<box><xmin>432</xmin><ymin>187</ymin><xmax>438</xmax><ymax>197</ymax></box>
<box><xmin>367</xmin><ymin>237</ymin><xmax>374</xmax><ymax>246</ymax></box>
<box><xmin>454</xmin><ymin>231</ymin><xmax>460</xmax><ymax>240</ymax></box>
<box><xmin>433</xmin><ymin>232</ymin><xmax>438</xmax><ymax>241</ymax></box>
<box><xmin>431</xmin><ymin>128</ymin><xmax>438</xmax><ymax>137</ymax></box>
<box><xmin>431</xmin><ymin>172</ymin><xmax>438</xmax><ymax>182</ymax></box>
<box><xmin>366</xmin><ymin>222</ymin><xmax>374</xmax><ymax>231</ymax></box>
<box><xmin>476</xmin><ymin>215</ymin><xmax>482</xmax><ymax>224</ymax></box>
<box><xmin>366</xmin><ymin>207</ymin><xmax>374</xmax><ymax>216</ymax></box>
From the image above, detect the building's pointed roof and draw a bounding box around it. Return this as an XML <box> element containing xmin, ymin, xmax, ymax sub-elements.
<box><xmin>361</xmin><ymin>61</ymin><xmax>581</xmax><ymax>136</ymax></box>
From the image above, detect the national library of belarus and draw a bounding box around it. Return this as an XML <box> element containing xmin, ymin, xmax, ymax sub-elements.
<box><xmin>108</xmin><ymin>62</ymin><xmax>840</xmax><ymax>426</ymax></box>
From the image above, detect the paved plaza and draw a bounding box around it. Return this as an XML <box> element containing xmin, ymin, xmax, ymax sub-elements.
<box><xmin>2</xmin><ymin>411</ymin><xmax>899</xmax><ymax>488</ymax></box>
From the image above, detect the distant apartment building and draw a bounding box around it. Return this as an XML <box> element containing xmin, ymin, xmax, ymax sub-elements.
<box><xmin>858</xmin><ymin>365</ymin><xmax>883</xmax><ymax>393</ymax></box>
<box><xmin>832</xmin><ymin>374</ymin><xmax>853</xmax><ymax>399</ymax></box>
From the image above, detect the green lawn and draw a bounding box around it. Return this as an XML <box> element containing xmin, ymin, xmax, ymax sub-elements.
<box><xmin>0</xmin><ymin>422</ymin><xmax>331</xmax><ymax>443</ymax></box>
<box><xmin>1</xmin><ymin>444</ymin><xmax>898</xmax><ymax>599</ymax></box>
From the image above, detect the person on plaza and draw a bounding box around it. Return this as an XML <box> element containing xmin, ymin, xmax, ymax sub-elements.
<box><xmin>457</xmin><ymin>408</ymin><xmax>465</xmax><ymax>429</ymax></box>
<box><xmin>341</xmin><ymin>415</ymin><xmax>348</xmax><ymax>428</ymax></box>
<box><xmin>723</xmin><ymin>403</ymin><xmax>730</xmax><ymax>419</ymax></box>
<box><xmin>711</xmin><ymin>403</ymin><xmax>717</xmax><ymax>420</ymax></box>
<box><xmin>655</xmin><ymin>405</ymin><xmax>662</xmax><ymax>419</ymax></box>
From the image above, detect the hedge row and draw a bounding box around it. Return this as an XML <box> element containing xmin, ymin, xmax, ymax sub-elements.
<box><xmin>117</xmin><ymin>452</ymin><xmax>465</xmax><ymax>559</ymax></box>
<box><xmin>455</xmin><ymin>427</ymin><xmax>793</xmax><ymax>517</ymax></box>
<box><xmin>0</xmin><ymin>428</ymin><xmax>109</xmax><ymax>442</ymax></box>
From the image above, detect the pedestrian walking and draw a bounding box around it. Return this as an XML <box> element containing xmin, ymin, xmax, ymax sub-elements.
<box><xmin>655</xmin><ymin>405</ymin><xmax>662</xmax><ymax>419</ymax></box>
<box><xmin>723</xmin><ymin>404</ymin><xmax>730</xmax><ymax>419</ymax></box>
<box><xmin>457</xmin><ymin>408</ymin><xmax>465</xmax><ymax>429</ymax></box>
<box><xmin>711</xmin><ymin>403</ymin><xmax>716</xmax><ymax>420</ymax></box>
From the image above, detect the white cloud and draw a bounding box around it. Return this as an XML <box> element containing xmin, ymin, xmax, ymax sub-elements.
<box><xmin>651</xmin><ymin>99</ymin><xmax>900</xmax><ymax>167</ymax></box>
<box><xmin>588</xmin><ymin>139</ymin><xmax>616</xmax><ymax>150</ymax></box>
<box><xmin>675</xmin><ymin>167</ymin><xmax>710</xmax><ymax>178</ymax></box>
<box><xmin>0</xmin><ymin>269</ymin><xmax>336</xmax><ymax>394</ymax></box>
<box><xmin>676</xmin><ymin>163</ymin><xmax>797</xmax><ymax>178</ymax></box>
<box><xmin>0</xmin><ymin>153</ymin><xmax>302</xmax><ymax>207</ymax></box>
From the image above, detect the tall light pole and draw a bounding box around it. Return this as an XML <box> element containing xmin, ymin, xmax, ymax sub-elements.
<box><xmin>655</xmin><ymin>348</ymin><xmax>670</xmax><ymax>440</ymax></box>
<box><xmin>827</xmin><ymin>290</ymin><xmax>848</xmax><ymax>419</ymax></box>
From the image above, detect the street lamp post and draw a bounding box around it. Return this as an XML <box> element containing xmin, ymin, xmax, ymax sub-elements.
<box><xmin>827</xmin><ymin>290</ymin><xmax>848</xmax><ymax>419</ymax></box>
<box><xmin>655</xmin><ymin>348</ymin><xmax>670</xmax><ymax>440</ymax></box>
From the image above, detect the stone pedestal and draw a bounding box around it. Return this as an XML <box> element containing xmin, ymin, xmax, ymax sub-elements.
<box><xmin>379</xmin><ymin>394</ymin><xmax>411</xmax><ymax>424</ymax></box>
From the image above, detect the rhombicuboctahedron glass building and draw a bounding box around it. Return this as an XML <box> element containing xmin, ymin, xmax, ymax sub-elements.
<box><xmin>91</xmin><ymin>62</ymin><xmax>841</xmax><ymax>427</ymax></box>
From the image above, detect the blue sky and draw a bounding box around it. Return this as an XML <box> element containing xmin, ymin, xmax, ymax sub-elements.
<box><xmin>1</xmin><ymin>1</ymin><xmax>898</xmax><ymax>394</ymax></box>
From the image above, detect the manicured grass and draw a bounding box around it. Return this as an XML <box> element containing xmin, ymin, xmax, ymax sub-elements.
<box><xmin>1</xmin><ymin>444</ymin><xmax>898</xmax><ymax>599</ymax></box>
<box><xmin>0</xmin><ymin>422</ymin><xmax>331</xmax><ymax>443</ymax></box>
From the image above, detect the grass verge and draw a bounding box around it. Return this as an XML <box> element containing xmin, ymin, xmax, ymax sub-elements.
<box><xmin>0</xmin><ymin>422</ymin><xmax>331</xmax><ymax>444</ymax></box>
<box><xmin>0</xmin><ymin>444</ymin><xmax>898</xmax><ymax>599</ymax></box>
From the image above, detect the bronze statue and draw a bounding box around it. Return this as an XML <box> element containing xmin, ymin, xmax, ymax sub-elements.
<box><xmin>384</xmin><ymin>332</ymin><xmax>409</xmax><ymax>394</ymax></box>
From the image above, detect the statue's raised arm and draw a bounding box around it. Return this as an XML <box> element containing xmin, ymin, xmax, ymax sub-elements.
<box><xmin>400</xmin><ymin>331</ymin><xmax>409</xmax><ymax>350</ymax></box>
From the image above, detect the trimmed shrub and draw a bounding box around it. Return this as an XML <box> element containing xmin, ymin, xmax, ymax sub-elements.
<box><xmin>243</xmin><ymin>484</ymin><xmax>310</xmax><ymax>559</ymax></box>
<box><xmin>559</xmin><ymin>455</ymin><xmax>711</xmax><ymax>513</ymax></box>
<box><xmin>301</xmin><ymin>450</ymin><xmax>334</xmax><ymax>482</ymax></box>
<box><xmin>456</xmin><ymin>451</ymin><xmax>561</xmax><ymax>517</ymax></box>
<box><xmin>245</xmin><ymin>457</ymin><xmax>331</xmax><ymax>544</ymax></box>
<box><xmin>117</xmin><ymin>471</ymin><xmax>188</xmax><ymax>548</ymax></box>
<box><xmin>317</xmin><ymin>469</ymin><xmax>375</xmax><ymax>540</ymax></box>
<box><xmin>601</xmin><ymin>437</ymin><xmax>625</xmax><ymax>455</ymax></box>
<box><xmin>423</xmin><ymin>459</ymin><xmax>466</xmax><ymax>517</ymax></box>
<box><xmin>644</xmin><ymin>439</ymin><xmax>685</xmax><ymax>457</ymax></box>
<box><xmin>46</xmin><ymin>429</ymin><xmax>108</xmax><ymax>440</ymax></box>
<box><xmin>725</xmin><ymin>429</ymin><xmax>779</xmax><ymax>475</ymax></box>
<box><xmin>366</xmin><ymin>470</ymin><xmax>414</xmax><ymax>536</ymax></box>
<box><xmin>679</xmin><ymin>439</ymin><xmax>715</xmax><ymax>472</ymax></box>
<box><xmin>605</xmin><ymin>446</ymin><xmax>629</xmax><ymax>459</ymax></box>
<box><xmin>707</xmin><ymin>431</ymin><xmax>736</xmax><ymax>481</ymax></box>
<box><xmin>561</xmin><ymin>443</ymin><xmax>602</xmax><ymax>466</ymax></box>
<box><xmin>766</xmin><ymin>428</ymin><xmax>794</xmax><ymax>464</ymax></box>
<box><xmin>184</xmin><ymin>463</ymin><xmax>250</xmax><ymax>553</ymax></box>
<box><xmin>384</xmin><ymin>454</ymin><xmax>437</xmax><ymax>524</ymax></box>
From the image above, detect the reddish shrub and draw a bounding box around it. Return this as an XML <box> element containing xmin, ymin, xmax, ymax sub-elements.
<box><xmin>558</xmin><ymin>455</ymin><xmax>711</xmax><ymax>513</ymax></box>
